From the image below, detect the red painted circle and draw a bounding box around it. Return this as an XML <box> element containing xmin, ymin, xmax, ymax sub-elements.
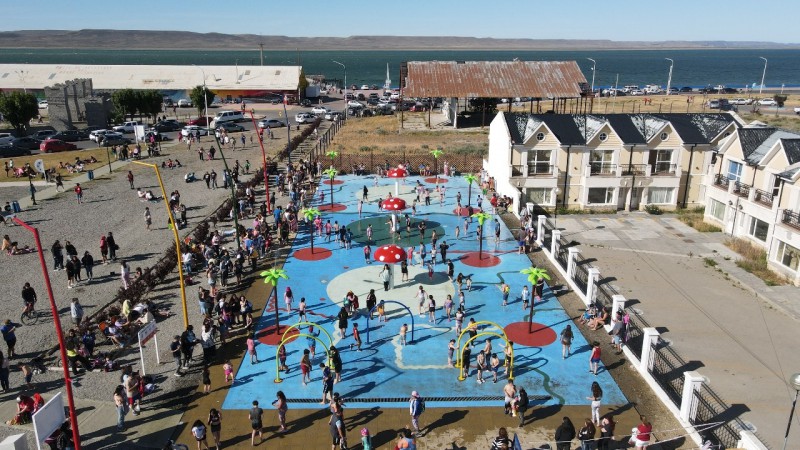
<box><xmin>293</xmin><ymin>248</ymin><xmax>332</xmax><ymax>261</ymax></box>
<box><xmin>322</xmin><ymin>179</ymin><xmax>345</xmax><ymax>185</ymax></box>
<box><xmin>258</xmin><ymin>325</ymin><xmax>299</xmax><ymax>346</ymax></box>
<box><xmin>319</xmin><ymin>203</ymin><xmax>347</xmax><ymax>212</ymax></box>
<box><xmin>424</xmin><ymin>177</ymin><xmax>448</xmax><ymax>184</ymax></box>
<box><xmin>504</xmin><ymin>322</ymin><xmax>557</xmax><ymax>347</ymax></box>
<box><xmin>460</xmin><ymin>251</ymin><xmax>500</xmax><ymax>267</ymax></box>
<box><xmin>452</xmin><ymin>207</ymin><xmax>483</xmax><ymax>217</ymax></box>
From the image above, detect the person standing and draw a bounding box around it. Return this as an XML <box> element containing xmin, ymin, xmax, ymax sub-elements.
<box><xmin>81</xmin><ymin>251</ymin><xmax>94</xmax><ymax>281</ymax></box>
<box><xmin>207</xmin><ymin>409</ymin><xmax>222</xmax><ymax>450</ymax></box>
<box><xmin>127</xmin><ymin>171</ymin><xmax>135</xmax><ymax>189</ymax></box>
<box><xmin>320</xmin><ymin>363</ymin><xmax>333</xmax><ymax>404</ymax></box>
<box><xmin>597</xmin><ymin>416</ymin><xmax>616</xmax><ymax>450</ymax></box>
<box><xmin>144</xmin><ymin>207</ymin><xmax>152</xmax><ymax>231</ymax></box>
<box><xmin>379</xmin><ymin>264</ymin><xmax>390</xmax><ymax>291</ymax></box>
<box><xmin>113</xmin><ymin>386</ymin><xmax>127</xmax><ymax>432</ymax></box>
<box><xmin>107</xmin><ymin>232</ymin><xmax>118</xmax><ymax>261</ymax></box>
<box><xmin>561</xmin><ymin>325</ymin><xmax>574</xmax><ymax>359</ymax></box>
<box><xmin>74</xmin><ymin>183</ymin><xmax>83</xmax><ymax>204</ymax></box>
<box><xmin>51</xmin><ymin>240</ymin><xmax>64</xmax><ymax>271</ymax></box>
<box><xmin>272</xmin><ymin>391</ymin><xmax>288</xmax><ymax>432</ymax></box>
<box><xmin>170</xmin><ymin>335</ymin><xmax>183</xmax><ymax>377</ymax></box>
<box><xmin>589</xmin><ymin>342</ymin><xmax>602</xmax><ymax>375</ymax></box>
<box><xmin>555</xmin><ymin>416</ymin><xmax>576</xmax><ymax>450</ymax></box>
<box><xmin>587</xmin><ymin>381</ymin><xmax>603</xmax><ymax>426</ymax></box>
<box><xmin>99</xmin><ymin>235</ymin><xmax>109</xmax><ymax>265</ymax></box>
<box><xmin>0</xmin><ymin>320</ymin><xmax>20</xmax><ymax>358</ymax></box>
<box><xmin>249</xmin><ymin>400</ymin><xmax>264</xmax><ymax>446</ymax></box>
<box><xmin>503</xmin><ymin>379</ymin><xmax>518</xmax><ymax>416</ymax></box>
<box><xmin>409</xmin><ymin>391</ymin><xmax>424</xmax><ymax>434</ymax></box>
<box><xmin>70</xmin><ymin>298</ymin><xmax>84</xmax><ymax>326</ymax></box>
<box><xmin>120</xmin><ymin>261</ymin><xmax>131</xmax><ymax>290</ymax></box>
<box><xmin>330</xmin><ymin>346</ymin><xmax>343</xmax><ymax>383</ymax></box>
<box><xmin>630</xmin><ymin>415</ymin><xmax>652</xmax><ymax>449</ymax></box>
<box><xmin>577</xmin><ymin>419</ymin><xmax>597</xmax><ymax>450</ymax></box>
<box><xmin>180</xmin><ymin>325</ymin><xmax>198</xmax><ymax>369</ymax></box>
<box><xmin>0</xmin><ymin>351</ymin><xmax>10</xmax><ymax>392</ymax></box>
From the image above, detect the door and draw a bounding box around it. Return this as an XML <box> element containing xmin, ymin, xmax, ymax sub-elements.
<box><xmin>630</xmin><ymin>188</ymin><xmax>642</xmax><ymax>210</ymax></box>
<box><xmin>617</xmin><ymin>187</ymin><xmax>629</xmax><ymax>210</ymax></box>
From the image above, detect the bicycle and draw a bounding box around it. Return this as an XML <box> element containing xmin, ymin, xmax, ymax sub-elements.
<box><xmin>20</xmin><ymin>305</ymin><xmax>39</xmax><ymax>325</ymax></box>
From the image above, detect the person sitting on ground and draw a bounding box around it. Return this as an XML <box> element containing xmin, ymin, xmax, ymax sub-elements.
<box><xmin>2</xmin><ymin>235</ymin><xmax>11</xmax><ymax>254</ymax></box>
<box><xmin>137</xmin><ymin>189</ymin><xmax>147</xmax><ymax>200</ymax></box>
<box><xmin>588</xmin><ymin>307</ymin><xmax>610</xmax><ymax>331</ymax></box>
<box><xmin>145</xmin><ymin>191</ymin><xmax>158</xmax><ymax>202</ymax></box>
<box><xmin>6</xmin><ymin>395</ymin><xmax>35</xmax><ymax>425</ymax></box>
<box><xmin>579</xmin><ymin>303</ymin><xmax>598</xmax><ymax>325</ymax></box>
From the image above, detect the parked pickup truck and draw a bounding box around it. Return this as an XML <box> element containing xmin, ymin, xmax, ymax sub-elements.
<box><xmin>794</xmin><ymin>107</ymin><xmax>800</xmax><ymax>115</ymax></box>
<box><xmin>112</xmin><ymin>121</ymin><xmax>143</xmax><ymax>133</ymax></box>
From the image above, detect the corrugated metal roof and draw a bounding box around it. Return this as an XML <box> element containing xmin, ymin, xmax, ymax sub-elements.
<box><xmin>0</xmin><ymin>64</ymin><xmax>301</xmax><ymax>91</ymax></box>
<box><xmin>403</xmin><ymin>60</ymin><xmax>586</xmax><ymax>98</ymax></box>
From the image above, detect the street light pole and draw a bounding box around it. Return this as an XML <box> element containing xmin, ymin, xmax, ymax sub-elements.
<box><xmin>759</xmin><ymin>57</ymin><xmax>768</xmax><ymax>95</ymax></box>
<box><xmin>782</xmin><ymin>372</ymin><xmax>800</xmax><ymax>450</ymax></box>
<box><xmin>192</xmin><ymin>65</ymin><xmax>209</xmax><ymax>121</ymax></box>
<box><xmin>587</xmin><ymin>58</ymin><xmax>596</xmax><ymax>94</ymax></box>
<box><xmin>332</xmin><ymin>60</ymin><xmax>346</xmax><ymax>121</ymax></box>
<box><xmin>665</xmin><ymin>58</ymin><xmax>674</xmax><ymax>95</ymax></box>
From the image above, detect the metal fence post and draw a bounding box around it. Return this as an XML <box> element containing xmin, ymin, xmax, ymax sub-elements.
<box><xmin>567</xmin><ymin>247</ymin><xmax>579</xmax><ymax>279</ymax></box>
<box><xmin>612</xmin><ymin>295</ymin><xmax>626</xmax><ymax>314</ymax></box>
<box><xmin>551</xmin><ymin>229</ymin><xmax>561</xmax><ymax>256</ymax></box>
<box><xmin>640</xmin><ymin>327</ymin><xmax>660</xmax><ymax>373</ymax></box>
<box><xmin>536</xmin><ymin>215</ymin><xmax>546</xmax><ymax>246</ymax></box>
<box><xmin>680</xmin><ymin>371</ymin><xmax>705</xmax><ymax>422</ymax></box>
<box><xmin>587</xmin><ymin>268</ymin><xmax>600</xmax><ymax>303</ymax></box>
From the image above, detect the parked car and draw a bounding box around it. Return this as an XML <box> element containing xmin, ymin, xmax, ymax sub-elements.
<box><xmin>258</xmin><ymin>119</ymin><xmax>287</xmax><ymax>129</ymax></box>
<box><xmin>112</xmin><ymin>121</ymin><xmax>144</xmax><ymax>134</ymax></box>
<box><xmin>100</xmin><ymin>133</ymin><xmax>131</xmax><ymax>146</ymax></box>
<box><xmin>0</xmin><ymin>144</ymin><xmax>31</xmax><ymax>157</ymax></box>
<box><xmin>153</xmin><ymin>120</ymin><xmax>184</xmax><ymax>132</ymax></box>
<box><xmin>215</xmin><ymin>122</ymin><xmax>245</xmax><ymax>132</ymax></box>
<box><xmin>299</xmin><ymin>99</ymin><xmax>312</xmax><ymax>107</ymax></box>
<box><xmin>180</xmin><ymin>126</ymin><xmax>210</xmax><ymax>137</ymax></box>
<box><xmin>794</xmin><ymin>106</ymin><xmax>800</xmax><ymax>115</ymax></box>
<box><xmin>294</xmin><ymin>112</ymin><xmax>316</xmax><ymax>124</ymax></box>
<box><xmin>40</xmin><ymin>138</ymin><xmax>77</xmax><ymax>153</ymax></box>
<box><xmin>212</xmin><ymin>110</ymin><xmax>245</xmax><ymax>126</ymax></box>
<box><xmin>10</xmin><ymin>137</ymin><xmax>42</xmax><ymax>150</ymax></box>
<box><xmin>758</xmin><ymin>98</ymin><xmax>778</xmax><ymax>106</ymax></box>
<box><xmin>730</xmin><ymin>98</ymin><xmax>753</xmax><ymax>105</ymax></box>
<box><xmin>324</xmin><ymin>111</ymin><xmax>342</xmax><ymax>121</ymax></box>
<box><xmin>360</xmin><ymin>84</ymin><xmax>369</xmax><ymax>90</ymax></box>
<box><xmin>187</xmin><ymin>117</ymin><xmax>213</xmax><ymax>127</ymax></box>
<box><xmin>37</xmin><ymin>100</ymin><xmax>48</xmax><ymax>109</ymax></box>
<box><xmin>143</xmin><ymin>131</ymin><xmax>170</xmax><ymax>142</ymax></box>
<box><xmin>344</xmin><ymin>93</ymin><xmax>354</xmax><ymax>100</ymax></box>
<box><xmin>89</xmin><ymin>129</ymin><xmax>112</xmax><ymax>143</ymax></box>
<box><xmin>0</xmin><ymin>133</ymin><xmax>15</xmax><ymax>145</ymax></box>
<box><xmin>177</xmin><ymin>99</ymin><xmax>192</xmax><ymax>107</ymax></box>
<box><xmin>28</xmin><ymin>129</ymin><xmax>57</xmax><ymax>140</ymax></box>
<box><xmin>51</xmin><ymin>130</ymin><xmax>89</xmax><ymax>142</ymax></box>
<box><xmin>311</xmin><ymin>106</ymin><xmax>330</xmax><ymax>115</ymax></box>
<box><xmin>347</xmin><ymin>100</ymin><xmax>364</xmax><ymax>108</ymax></box>
<box><xmin>679</xmin><ymin>87</ymin><xmax>694</xmax><ymax>93</ymax></box>
<box><xmin>707</xmin><ymin>99</ymin><xmax>721</xmax><ymax>109</ymax></box>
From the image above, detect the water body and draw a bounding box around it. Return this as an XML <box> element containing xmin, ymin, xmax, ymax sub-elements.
<box><xmin>1</xmin><ymin>48</ymin><xmax>798</xmax><ymax>89</ymax></box>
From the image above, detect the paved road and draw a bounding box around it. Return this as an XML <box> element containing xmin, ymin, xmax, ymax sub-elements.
<box><xmin>556</xmin><ymin>212</ymin><xmax>800</xmax><ymax>448</ymax></box>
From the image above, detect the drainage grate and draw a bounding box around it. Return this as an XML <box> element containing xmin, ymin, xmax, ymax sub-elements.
<box><xmin>288</xmin><ymin>395</ymin><xmax>552</xmax><ymax>404</ymax></box>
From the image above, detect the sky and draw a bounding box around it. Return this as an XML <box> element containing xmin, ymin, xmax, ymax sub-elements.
<box><xmin>2</xmin><ymin>0</ymin><xmax>799</xmax><ymax>43</ymax></box>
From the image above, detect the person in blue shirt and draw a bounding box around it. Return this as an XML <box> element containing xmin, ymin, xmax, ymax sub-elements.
<box><xmin>1</xmin><ymin>320</ymin><xmax>21</xmax><ymax>358</ymax></box>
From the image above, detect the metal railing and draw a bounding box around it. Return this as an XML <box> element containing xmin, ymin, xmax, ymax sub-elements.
<box><xmin>527</xmin><ymin>163</ymin><xmax>554</xmax><ymax>176</ymax></box>
<box><xmin>542</xmin><ymin>219</ymin><xmax>554</xmax><ymax>250</ymax></box>
<box><xmin>753</xmin><ymin>188</ymin><xmax>774</xmax><ymax>207</ymax></box>
<box><xmin>555</xmin><ymin>236</ymin><xmax>570</xmax><ymax>270</ymax></box>
<box><xmin>589</xmin><ymin>162</ymin><xmax>617</xmax><ymax>176</ymax></box>
<box><xmin>733</xmin><ymin>181</ymin><xmax>750</xmax><ymax>198</ymax></box>
<box><xmin>625</xmin><ymin>310</ymin><xmax>649</xmax><ymax>361</ymax></box>
<box><xmin>648</xmin><ymin>341</ymin><xmax>686</xmax><ymax>407</ymax></box>
<box><xmin>595</xmin><ymin>283</ymin><xmax>617</xmax><ymax>310</ymax></box>
<box><xmin>621</xmin><ymin>164</ymin><xmax>647</xmax><ymax>176</ymax></box>
<box><xmin>572</xmin><ymin>260</ymin><xmax>590</xmax><ymax>294</ymax></box>
<box><xmin>713</xmin><ymin>174</ymin><xmax>729</xmax><ymax>190</ymax></box>
<box><xmin>651</xmin><ymin>162</ymin><xmax>677</xmax><ymax>175</ymax></box>
<box><xmin>689</xmin><ymin>384</ymin><xmax>746</xmax><ymax>449</ymax></box>
<box><xmin>782</xmin><ymin>209</ymin><xmax>800</xmax><ymax>230</ymax></box>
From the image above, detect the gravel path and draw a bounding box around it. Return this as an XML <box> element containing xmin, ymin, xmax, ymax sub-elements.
<box><xmin>0</xmin><ymin>129</ymin><xmax>314</xmax><ymax>443</ymax></box>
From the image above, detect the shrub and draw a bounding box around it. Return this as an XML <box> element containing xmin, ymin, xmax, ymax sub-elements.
<box><xmin>724</xmin><ymin>238</ymin><xmax>788</xmax><ymax>286</ymax></box>
<box><xmin>645</xmin><ymin>205</ymin><xmax>663</xmax><ymax>215</ymax></box>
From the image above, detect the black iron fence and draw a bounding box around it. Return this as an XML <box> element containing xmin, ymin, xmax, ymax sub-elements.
<box><xmin>648</xmin><ymin>341</ymin><xmax>686</xmax><ymax>407</ymax></box>
<box><xmin>555</xmin><ymin>236</ymin><xmax>570</xmax><ymax>270</ymax></box>
<box><xmin>595</xmin><ymin>283</ymin><xmax>617</xmax><ymax>310</ymax></box>
<box><xmin>572</xmin><ymin>260</ymin><xmax>590</xmax><ymax>295</ymax></box>
<box><xmin>690</xmin><ymin>385</ymin><xmax>746</xmax><ymax>449</ymax></box>
<box><xmin>542</xmin><ymin>219</ymin><xmax>554</xmax><ymax>250</ymax></box>
<box><xmin>625</xmin><ymin>310</ymin><xmax>648</xmax><ymax>361</ymax></box>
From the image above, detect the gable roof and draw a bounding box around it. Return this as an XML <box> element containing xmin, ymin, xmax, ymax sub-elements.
<box><xmin>737</xmin><ymin>128</ymin><xmax>800</xmax><ymax>165</ymax></box>
<box><xmin>780</xmin><ymin>139</ymin><xmax>800</xmax><ymax>165</ymax></box>
<box><xmin>655</xmin><ymin>113</ymin><xmax>738</xmax><ymax>143</ymax></box>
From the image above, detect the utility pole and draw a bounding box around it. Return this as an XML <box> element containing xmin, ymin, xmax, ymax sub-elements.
<box><xmin>259</xmin><ymin>42</ymin><xmax>264</xmax><ymax>66</ymax></box>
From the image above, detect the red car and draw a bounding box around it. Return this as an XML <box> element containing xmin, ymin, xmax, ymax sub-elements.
<box><xmin>40</xmin><ymin>138</ymin><xmax>78</xmax><ymax>153</ymax></box>
<box><xmin>187</xmin><ymin>116</ymin><xmax>213</xmax><ymax>126</ymax></box>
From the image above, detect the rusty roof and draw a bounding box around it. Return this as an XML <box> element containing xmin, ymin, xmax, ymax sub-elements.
<box><xmin>402</xmin><ymin>60</ymin><xmax>587</xmax><ymax>98</ymax></box>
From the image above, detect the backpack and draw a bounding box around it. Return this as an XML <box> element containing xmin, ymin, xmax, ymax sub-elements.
<box><xmin>418</xmin><ymin>398</ymin><xmax>426</xmax><ymax>414</ymax></box>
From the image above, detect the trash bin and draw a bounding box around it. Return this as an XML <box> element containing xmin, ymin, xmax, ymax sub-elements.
<box><xmin>87</xmin><ymin>170</ymin><xmax>94</xmax><ymax>180</ymax></box>
<box><xmin>11</xmin><ymin>201</ymin><xmax>21</xmax><ymax>213</ymax></box>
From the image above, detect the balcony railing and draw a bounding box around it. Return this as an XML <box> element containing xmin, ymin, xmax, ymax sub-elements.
<box><xmin>589</xmin><ymin>162</ymin><xmax>617</xmax><ymax>176</ymax></box>
<box><xmin>621</xmin><ymin>164</ymin><xmax>647</xmax><ymax>176</ymax></box>
<box><xmin>511</xmin><ymin>165</ymin><xmax>524</xmax><ymax>177</ymax></box>
<box><xmin>652</xmin><ymin>162</ymin><xmax>677</xmax><ymax>175</ymax></box>
<box><xmin>782</xmin><ymin>209</ymin><xmax>800</xmax><ymax>231</ymax></box>
<box><xmin>527</xmin><ymin>163</ymin><xmax>554</xmax><ymax>176</ymax></box>
<box><xmin>753</xmin><ymin>189</ymin><xmax>774</xmax><ymax>208</ymax></box>
<box><xmin>713</xmin><ymin>174</ymin><xmax>730</xmax><ymax>190</ymax></box>
<box><xmin>733</xmin><ymin>181</ymin><xmax>750</xmax><ymax>198</ymax></box>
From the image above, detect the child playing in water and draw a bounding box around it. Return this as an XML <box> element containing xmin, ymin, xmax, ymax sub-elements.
<box><xmin>223</xmin><ymin>360</ymin><xmax>233</xmax><ymax>384</ymax></box>
<box><xmin>448</xmin><ymin>339</ymin><xmax>456</xmax><ymax>367</ymax></box>
<box><xmin>377</xmin><ymin>300</ymin><xmax>386</xmax><ymax>322</ymax></box>
<box><xmin>400</xmin><ymin>323</ymin><xmax>408</xmax><ymax>346</ymax></box>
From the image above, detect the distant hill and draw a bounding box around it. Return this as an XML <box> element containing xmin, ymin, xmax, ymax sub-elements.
<box><xmin>0</xmin><ymin>30</ymin><xmax>797</xmax><ymax>50</ymax></box>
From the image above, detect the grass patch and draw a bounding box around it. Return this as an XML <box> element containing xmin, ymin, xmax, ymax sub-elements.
<box><xmin>724</xmin><ymin>238</ymin><xmax>788</xmax><ymax>286</ymax></box>
<box><xmin>676</xmin><ymin>209</ymin><xmax>722</xmax><ymax>232</ymax></box>
<box><xmin>703</xmin><ymin>257</ymin><xmax>718</xmax><ymax>267</ymax></box>
<box><xmin>739</xmin><ymin>113</ymin><xmax>800</xmax><ymax>133</ymax></box>
<box><xmin>0</xmin><ymin>147</ymin><xmax>115</xmax><ymax>182</ymax></box>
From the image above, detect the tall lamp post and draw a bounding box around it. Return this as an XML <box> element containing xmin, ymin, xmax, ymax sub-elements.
<box><xmin>782</xmin><ymin>372</ymin><xmax>800</xmax><ymax>450</ymax></box>
<box><xmin>13</xmin><ymin>217</ymin><xmax>81</xmax><ymax>450</ymax></box>
<box><xmin>192</xmin><ymin>65</ymin><xmax>217</xmax><ymax>121</ymax></box>
<box><xmin>132</xmin><ymin>162</ymin><xmax>189</xmax><ymax>329</ymax></box>
<box><xmin>213</xmin><ymin>136</ymin><xmax>242</xmax><ymax>250</ymax></box>
<box><xmin>759</xmin><ymin>57</ymin><xmax>768</xmax><ymax>95</ymax></box>
<box><xmin>332</xmin><ymin>60</ymin><xmax>346</xmax><ymax>121</ymax></box>
<box><xmin>665</xmin><ymin>58</ymin><xmax>674</xmax><ymax>95</ymax></box>
<box><xmin>587</xmin><ymin>58</ymin><xmax>596</xmax><ymax>94</ymax></box>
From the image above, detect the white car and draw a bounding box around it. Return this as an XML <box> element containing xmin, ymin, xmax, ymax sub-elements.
<box><xmin>177</xmin><ymin>99</ymin><xmax>193</xmax><ymax>107</ymax></box>
<box><xmin>258</xmin><ymin>119</ymin><xmax>287</xmax><ymax>129</ymax></box>
<box><xmin>38</xmin><ymin>100</ymin><xmax>48</xmax><ymax>109</ymax></box>
<box><xmin>730</xmin><ymin>98</ymin><xmax>753</xmax><ymax>105</ymax></box>
<box><xmin>324</xmin><ymin>111</ymin><xmax>342</xmax><ymax>121</ymax></box>
<box><xmin>295</xmin><ymin>112</ymin><xmax>316</xmax><ymax>124</ymax></box>
<box><xmin>757</xmin><ymin>98</ymin><xmax>777</xmax><ymax>106</ymax></box>
<box><xmin>89</xmin><ymin>129</ymin><xmax>112</xmax><ymax>142</ymax></box>
<box><xmin>347</xmin><ymin>100</ymin><xmax>364</xmax><ymax>108</ymax></box>
<box><xmin>360</xmin><ymin>85</ymin><xmax>369</xmax><ymax>90</ymax></box>
<box><xmin>311</xmin><ymin>106</ymin><xmax>330</xmax><ymax>115</ymax></box>
<box><xmin>180</xmin><ymin>125</ymin><xmax>209</xmax><ymax>137</ymax></box>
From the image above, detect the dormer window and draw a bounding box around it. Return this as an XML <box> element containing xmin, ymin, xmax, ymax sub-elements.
<box><xmin>660</xmin><ymin>132</ymin><xmax>669</xmax><ymax>140</ymax></box>
<box><xmin>598</xmin><ymin>132</ymin><xmax>608</xmax><ymax>142</ymax></box>
<box><xmin>536</xmin><ymin>132</ymin><xmax>545</xmax><ymax>141</ymax></box>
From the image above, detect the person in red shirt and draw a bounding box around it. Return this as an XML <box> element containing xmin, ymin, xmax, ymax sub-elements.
<box><xmin>589</xmin><ymin>341</ymin><xmax>602</xmax><ymax>375</ymax></box>
<box><xmin>632</xmin><ymin>415</ymin><xmax>652</xmax><ymax>449</ymax></box>
<box><xmin>74</xmin><ymin>183</ymin><xmax>83</xmax><ymax>204</ymax></box>
<box><xmin>352</xmin><ymin>323</ymin><xmax>362</xmax><ymax>352</ymax></box>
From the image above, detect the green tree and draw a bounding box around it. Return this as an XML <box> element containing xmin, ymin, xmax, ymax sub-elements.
<box><xmin>189</xmin><ymin>85</ymin><xmax>215</xmax><ymax>117</ymax></box>
<box><xmin>0</xmin><ymin>91</ymin><xmax>38</xmax><ymax>135</ymax></box>
<box><xmin>472</xmin><ymin>212</ymin><xmax>492</xmax><ymax>259</ymax></box>
<box><xmin>137</xmin><ymin>90</ymin><xmax>164</xmax><ymax>121</ymax></box>
<box><xmin>298</xmin><ymin>68</ymin><xmax>309</xmax><ymax>96</ymax></box>
<box><xmin>260</xmin><ymin>268</ymin><xmax>289</xmax><ymax>335</ymax></box>
<box><xmin>323</xmin><ymin>168</ymin><xmax>337</xmax><ymax>207</ymax></box>
<box><xmin>301</xmin><ymin>208</ymin><xmax>321</xmax><ymax>253</ymax></box>
<box><xmin>463</xmin><ymin>173</ymin><xmax>478</xmax><ymax>206</ymax></box>
<box><xmin>111</xmin><ymin>89</ymin><xmax>137</xmax><ymax>120</ymax></box>
<box><xmin>469</xmin><ymin>97</ymin><xmax>499</xmax><ymax>114</ymax></box>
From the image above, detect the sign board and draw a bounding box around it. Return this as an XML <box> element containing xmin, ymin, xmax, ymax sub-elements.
<box><xmin>34</xmin><ymin>159</ymin><xmax>45</xmax><ymax>174</ymax></box>
<box><xmin>33</xmin><ymin>392</ymin><xmax>65</xmax><ymax>450</ymax></box>
<box><xmin>137</xmin><ymin>321</ymin><xmax>160</xmax><ymax>375</ymax></box>
<box><xmin>134</xmin><ymin>125</ymin><xmax>146</xmax><ymax>142</ymax></box>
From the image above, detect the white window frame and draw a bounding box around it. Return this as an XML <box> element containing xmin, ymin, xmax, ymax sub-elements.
<box><xmin>775</xmin><ymin>240</ymin><xmax>800</xmax><ymax>272</ymax></box>
<box><xmin>727</xmin><ymin>160</ymin><xmax>743</xmax><ymax>182</ymax></box>
<box><xmin>587</xmin><ymin>187</ymin><xmax>615</xmax><ymax>204</ymax></box>
<box><xmin>747</xmin><ymin>217</ymin><xmax>769</xmax><ymax>242</ymax></box>
<box><xmin>708</xmin><ymin>199</ymin><xmax>726</xmax><ymax>221</ymax></box>
<box><xmin>647</xmin><ymin>187</ymin><xmax>674</xmax><ymax>204</ymax></box>
<box><xmin>525</xmin><ymin>188</ymin><xmax>553</xmax><ymax>205</ymax></box>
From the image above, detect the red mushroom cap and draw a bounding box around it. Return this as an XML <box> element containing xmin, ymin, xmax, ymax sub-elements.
<box><xmin>373</xmin><ymin>244</ymin><xmax>407</xmax><ymax>263</ymax></box>
<box><xmin>381</xmin><ymin>197</ymin><xmax>407</xmax><ymax>211</ymax></box>
<box><xmin>386</xmin><ymin>167</ymin><xmax>408</xmax><ymax>178</ymax></box>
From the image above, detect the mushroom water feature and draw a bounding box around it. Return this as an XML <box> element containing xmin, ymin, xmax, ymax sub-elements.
<box><xmin>381</xmin><ymin>197</ymin><xmax>407</xmax><ymax>241</ymax></box>
<box><xmin>386</xmin><ymin>166</ymin><xmax>408</xmax><ymax>196</ymax></box>
<box><xmin>373</xmin><ymin>244</ymin><xmax>407</xmax><ymax>289</ymax></box>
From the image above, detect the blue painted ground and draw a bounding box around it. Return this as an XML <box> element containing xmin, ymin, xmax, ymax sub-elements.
<box><xmin>222</xmin><ymin>175</ymin><xmax>627</xmax><ymax>409</ymax></box>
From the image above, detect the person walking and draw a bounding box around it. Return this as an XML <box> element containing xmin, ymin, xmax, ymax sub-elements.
<box><xmin>74</xmin><ymin>183</ymin><xmax>83</xmax><ymax>204</ymax></box>
<box><xmin>409</xmin><ymin>391</ymin><xmax>424</xmax><ymax>434</ymax></box>
<box><xmin>127</xmin><ymin>171</ymin><xmax>135</xmax><ymax>189</ymax></box>
<box><xmin>107</xmin><ymin>232</ymin><xmax>118</xmax><ymax>261</ymax></box>
<box><xmin>113</xmin><ymin>386</ymin><xmax>127</xmax><ymax>432</ymax></box>
<box><xmin>561</xmin><ymin>325</ymin><xmax>574</xmax><ymax>359</ymax></box>
<box><xmin>273</xmin><ymin>391</ymin><xmax>288</xmax><ymax>432</ymax></box>
<box><xmin>191</xmin><ymin>419</ymin><xmax>210</xmax><ymax>450</ymax></box>
<box><xmin>0</xmin><ymin>351</ymin><xmax>9</xmax><ymax>392</ymax></box>
<box><xmin>144</xmin><ymin>207</ymin><xmax>152</xmax><ymax>231</ymax></box>
<box><xmin>249</xmin><ymin>400</ymin><xmax>264</xmax><ymax>446</ymax></box>
<box><xmin>51</xmin><ymin>240</ymin><xmax>64</xmax><ymax>271</ymax></box>
<box><xmin>587</xmin><ymin>381</ymin><xmax>603</xmax><ymax>426</ymax></box>
<box><xmin>120</xmin><ymin>261</ymin><xmax>131</xmax><ymax>290</ymax></box>
<box><xmin>170</xmin><ymin>335</ymin><xmax>183</xmax><ymax>377</ymax></box>
<box><xmin>1</xmin><ymin>320</ymin><xmax>20</xmax><ymax>358</ymax></box>
<box><xmin>207</xmin><ymin>409</ymin><xmax>222</xmax><ymax>449</ymax></box>
<box><xmin>555</xmin><ymin>416</ymin><xmax>576</xmax><ymax>450</ymax></box>
<box><xmin>589</xmin><ymin>341</ymin><xmax>602</xmax><ymax>375</ymax></box>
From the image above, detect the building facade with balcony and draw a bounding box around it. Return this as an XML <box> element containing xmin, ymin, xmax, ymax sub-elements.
<box><xmin>486</xmin><ymin>112</ymin><xmax>738</xmax><ymax>213</ymax></box>
<box><xmin>702</xmin><ymin>126</ymin><xmax>800</xmax><ymax>285</ymax></box>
